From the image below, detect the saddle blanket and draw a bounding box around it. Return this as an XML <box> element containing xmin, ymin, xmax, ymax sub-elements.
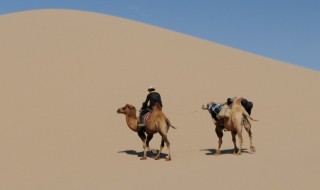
<box><xmin>142</xmin><ymin>112</ymin><xmax>151</xmax><ymax>124</ymax></box>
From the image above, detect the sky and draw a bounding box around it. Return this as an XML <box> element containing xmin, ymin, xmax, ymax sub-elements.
<box><xmin>0</xmin><ymin>0</ymin><xmax>319</xmax><ymax>71</ymax></box>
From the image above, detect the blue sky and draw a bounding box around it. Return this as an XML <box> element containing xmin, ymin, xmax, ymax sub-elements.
<box><xmin>1</xmin><ymin>0</ymin><xmax>319</xmax><ymax>71</ymax></box>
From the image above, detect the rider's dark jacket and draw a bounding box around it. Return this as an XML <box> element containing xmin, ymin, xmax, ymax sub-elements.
<box><xmin>141</xmin><ymin>91</ymin><xmax>163</xmax><ymax>110</ymax></box>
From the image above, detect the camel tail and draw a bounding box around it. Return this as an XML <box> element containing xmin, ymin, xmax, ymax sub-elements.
<box><xmin>247</xmin><ymin>114</ymin><xmax>258</xmax><ymax>122</ymax></box>
<box><xmin>240</xmin><ymin>105</ymin><xmax>258</xmax><ymax>122</ymax></box>
<box><xmin>166</xmin><ymin>118</ymin><xmax>177</xmax><ymax>129</ymax></box>
<box><xmin>243</xmin><ymin>112</ymin><xmax>258</xmax><ymax>122</ymax></box>
<box><xmin>249</xmin><ymin>117</ymin><xmax>258</xmax><ymax>122</ymax></box>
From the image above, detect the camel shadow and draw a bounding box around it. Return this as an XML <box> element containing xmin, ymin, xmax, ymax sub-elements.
<box><xmin>118</xmin><ymin>149</ymin><xmax>167</xmax><ymax>159</ymax></box>
<box><xmin>200</xmin><ymin>148</ymin><xmax>250</xmax><ymax>155</ymax></box>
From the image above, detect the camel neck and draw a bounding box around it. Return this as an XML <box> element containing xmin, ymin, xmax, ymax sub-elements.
<box><xmin>125</xmin><ymin>115</ymin><xmax>139</xmax><ymax>132</ymax></box>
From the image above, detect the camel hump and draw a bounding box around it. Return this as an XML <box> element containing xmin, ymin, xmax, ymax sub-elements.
<box><xmin>153</xmin><ymin>103</ymin><xmax>162</xmax><ymax>111</ymax></box>
<box><xmin>233</xmin><ymin>97</ymin><xmax>244</xmax><ymax>105</ymax></box>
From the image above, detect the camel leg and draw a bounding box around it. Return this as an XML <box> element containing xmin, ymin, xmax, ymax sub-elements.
<box><xmin>164</xmin><ymin>135</ymin><xmax>171</xmax><ymax>161</ymax></box>
<box><xmin>244</xmin><ymin>123</ymin><xmax>256</xmax><ymax>153</ymax></box>
<box><xmin>232</xmin><ymin>113</ymin><xmax>243</xmax><ymax>155</ymax></box>
<box><xmin>236</xmin><ymin>129</ymin><xmax>243</xmax><ymax>155</ymax></box>
<box><xmin>138</xmin><ymin>130</ymin><xmax>147</xmax><ymax>160</ymax></box>
<box><xmin>141</xmin><ymin>139</ymin><xmax>148</xmax><ymax>160</ymax></box>
<box><xmin>146</xmin><ymin>134</ymin><xmax>157</xmax><ymax>154</ymax></box>
<box><xmin>215</xmin><ymin>126</ymin><xmax>223</xmax><ymax>156</ymax></box>
<box><xmin>231</xmin><ymin>131</ymin><xmax>239</xmax><ymax>154</ymax></box>
<box><xmin>155</xmin><ymin>138</ymin><xmax>164</xmax><ymax>160</ymax></box>
<box><xmin>138</xmin><ymin>131</ymin><xmax>156</xmax><ymax>155</ymax></box>
<box><xmin>137</xmin><ymin>130</ymin><xmax>146</xmax><ymax>142</ymax></box>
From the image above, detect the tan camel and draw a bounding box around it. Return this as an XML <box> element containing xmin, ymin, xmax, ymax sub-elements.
<box><xmin>117</xmin><ymin>103</ymin><xmax>175</xmax><ymax>161</ymax></box>
<box><xmin>203</xmin><ymin>97</ymin><xmax>257</xmax><ymax>155</ymax></box>
<box><xmin>116</xmin><ymin>104</ymin><xmax>157</xmax><ymax>154</ymax></box>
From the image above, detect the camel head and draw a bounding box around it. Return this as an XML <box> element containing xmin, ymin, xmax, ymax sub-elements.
<box><xmin>202</xmin><ymin>102</ymin><xmax>213</xmax><ymax>110</ymax></box>
<box><xmin>117</xmin><ymin>104</ymin><xmax>137</xmax><ymax>118</ymax></box>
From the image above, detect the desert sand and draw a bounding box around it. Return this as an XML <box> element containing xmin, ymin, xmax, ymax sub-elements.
<box><xmin>0</xmin><ymin>10</ymin><xmax>319</xmax><ymax>190</ymax></box>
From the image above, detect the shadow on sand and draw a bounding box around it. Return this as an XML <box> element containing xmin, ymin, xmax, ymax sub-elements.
<box><xmin>118</xmin><ymin>149</ymin><xmax>168</xmax><ymax>159</ymax></box>
<box><xmin>200</xmin><ymin>148</ymin><xmax>250</xmax><ymax>155</ymax></box>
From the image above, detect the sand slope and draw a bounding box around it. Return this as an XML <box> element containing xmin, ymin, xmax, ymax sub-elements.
<box><xmin>0</xmin><ymin>10</ymin><xmax>319</xmax><ymax>190</ymax></box>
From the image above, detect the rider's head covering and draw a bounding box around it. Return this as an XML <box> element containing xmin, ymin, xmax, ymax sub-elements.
<box><xmin>148</xmin><ymin>86</ymin><xmax>155</xmax><ymax>91</ymax></box>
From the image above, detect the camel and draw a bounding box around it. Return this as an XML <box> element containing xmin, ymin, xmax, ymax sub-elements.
<box><xmin>117</xmin><ymin>103</ymin><xmax>175</xmax><ymax>161</ymax></box>
<box><xmin>203</xmin><ymin>97</ymin><xmax>257</xmax><ymax>155</ymax></box>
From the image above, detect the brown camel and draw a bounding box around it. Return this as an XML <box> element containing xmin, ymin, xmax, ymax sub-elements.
<box><xmin>203</xmin><ymin>97</ymin><xmax>257</xmax><ymax>155</ymax></box>
<box><xmin>117</xmin><ymin>103</ymin><xmax>175</xmax><ymax>161</ymax></box>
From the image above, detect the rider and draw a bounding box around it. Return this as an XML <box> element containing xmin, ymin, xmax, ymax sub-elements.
<box><xmin>138</xmin><ymin>86</ymin><xmax>163</xmax><ymax>128</ymax></box>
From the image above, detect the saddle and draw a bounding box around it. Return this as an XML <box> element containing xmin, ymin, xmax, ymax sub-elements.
<box><xmin>142</xmin><ymin>112</ymin><xmax>151</xmax><ymax>125</ymax></box>
<box><xmin>208</xmin><ymin>103</ymin><xmax>222</xmax><ymax>121</ymax></box>
<box><xmin>209</xmin><ymin>103</ymin><xmax>230</xmax><ymax>121</ymax></box>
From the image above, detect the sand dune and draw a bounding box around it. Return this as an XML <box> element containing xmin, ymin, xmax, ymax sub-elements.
<box><xmin>0</xmin><ymin>10</ymin><xmax>319</xmax><ymax>190</ymax></box>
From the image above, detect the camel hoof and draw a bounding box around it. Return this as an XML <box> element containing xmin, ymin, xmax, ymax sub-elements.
<box><xmin>155</xmin><ymin>156</ymin><xmax>160</xmax><ymax>160</ymax></box>
<box><xmin>140</xmin><ymin>157</ymin><xmax>147</xmax><ymax>160</ymax></box>
<box><xmin>214</xmin><ymin>152</ymin><xmax>221</xmax><ymax>156</ymax></box>
<box><xmin>165</xmin><ymin>157</ymin><xmax>171</xmax><ymax>161</ymax></box>
<box><xmin>250</xmin><ymin>146</ymin><xmax>256</xmax><ymax>153</ymax></box>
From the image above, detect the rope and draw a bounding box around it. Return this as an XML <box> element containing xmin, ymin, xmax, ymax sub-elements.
<box><xmin>166</xmin><ymin>108</ymin><xmax>203</xmax><ymax>115</ymax></box>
